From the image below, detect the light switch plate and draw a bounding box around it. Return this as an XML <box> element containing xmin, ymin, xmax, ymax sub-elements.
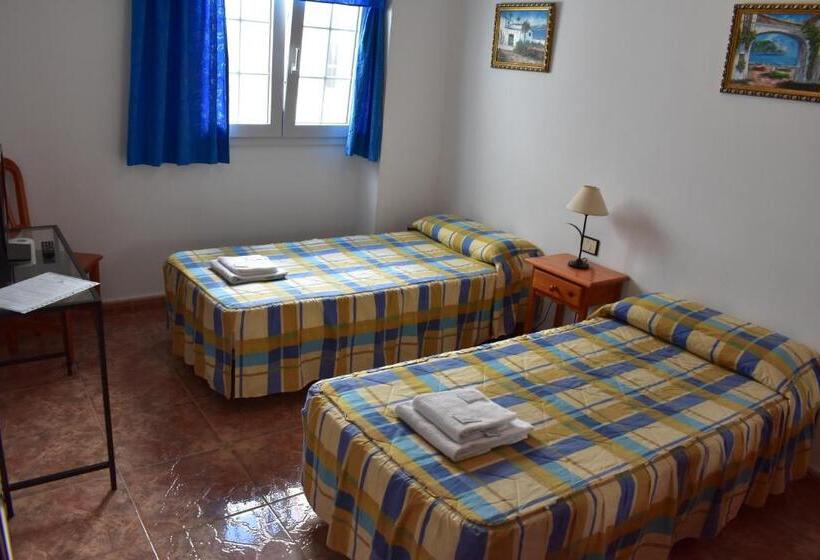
<box><xmin>582</xmin><ymin>235</ymin><xmax>600</xmax><ymax>256</ymax></box>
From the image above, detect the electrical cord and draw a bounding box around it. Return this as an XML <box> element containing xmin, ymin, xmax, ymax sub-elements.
<box><xmin>532</xmin><ymin>299</ymin><xmax>554</xmax><ymax>332</ymax></box>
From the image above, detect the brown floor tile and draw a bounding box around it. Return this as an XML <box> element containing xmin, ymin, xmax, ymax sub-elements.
<box><xmin>112</xmin><ymin>400</ymin><xmax>220</xmax><ymax>469</ymax></box>
<box><xmin>0</xmin><ymin>358</ymin><xmax>72</xmax><ymax>392</ymax></box>
<box><xmin>89</xmin><ymin>345</ymin><xmax>183</xmax><ymax>378</ymax></box>
<box><xmin>83</xmin><ymin>366</ymin><xmax>192</xmax><ymax>417</ymax></box>
<box><xmin>232</xmin><ymin>432</ymin><xmax>304</xmax><ymax>504</ymax></box>
<box><xmin>8</xmin><ymin>476</ymin><xmax>143</xmax><ymax>559</ymax></box>
<box><xmin>0</xmin><ymin>317</ymin><xmax>66</xmax><ymax>361</ymax></box>
<box><xmin>3</xmin><ymin>420</ymin><xmax>108</xmax><ymax>484</ymax></box>
<box><xmin>270</xmin><ymin>493</ymin><xmax>341</xmax><ymax>559</ymax></box>
<box><xmin>196</xmin><ymin>392</ymin><xmax>305</xmax><ymax>444</ymax></box>
<box><xmin>0</xmin><ymin>378</ymin><xmax>91</xmax><ymax>440</ymax></box>
<box><xmin>104</xmin><ymin>344</ymin><xmax>178</xmax><ymax>373</ymax></box>
<box><xmin>0</xmin><ymin>375</ymin><xmax>109</xmax><ymax>489</ymax></box>
<box><xmin>151</xmin><ymin>530</ymin><xmax>200</xmax><ymax>559</ymax></box>
<box><xmin>127</xmin><ymin>448</ymin><xmax>267</xmax><ymax>539</ymax></box>
<box><xmin>102</xmin><ymin>321</ymin><xmax>167</xmax><ymax>345</ymax></box>
<box><xmin>93</xmin><ymin>534</ymin><xmax>157</xmax><ymax>560</ymax></box>
<box><xmin>298</xmin><ymin>524</ymin><xmax>347</xmax><ymax>560</ymax></box>
<box><xmin>155</xmin><ymin>519</ymin><xmax>300</xmax><ymax>560</ymax></box>
<box><xmin>186</xmin><ymin>504</ymin><xmax>301</xmax><ymax>559</ymax></box>
<box><xmin>177</xmin><ymin>370</ymin><xmax>222</xmax><ymax>400</ymax></box>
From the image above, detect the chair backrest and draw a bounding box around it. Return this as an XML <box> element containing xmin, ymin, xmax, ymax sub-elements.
<box><xmin>2</xmin><ymin>157</ymin><xmax>31</xmax><ymax>229</ymax></box>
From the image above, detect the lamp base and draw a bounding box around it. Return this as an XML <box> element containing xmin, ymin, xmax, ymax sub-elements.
<box><xmin>568</xmin><ymin>258</ymin><xmax>589</xmax><ymax>270</ymax></box>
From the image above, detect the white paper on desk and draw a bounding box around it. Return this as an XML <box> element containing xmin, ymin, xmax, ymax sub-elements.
<box><xmin>0</xmin><ymin>272</ymin><xmax>99</xmax><ymax>314</ymax></box>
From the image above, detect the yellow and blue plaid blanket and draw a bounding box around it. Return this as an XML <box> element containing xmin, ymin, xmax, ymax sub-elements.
<box><xmin>302</xmin><ymin>293</ymin><xmax>820</xmax><ymax>560</ymax></box>
<box><xmin>164</xmin><ymin>216</ymin><xmax>541</xmax><ymax>398</ymax></box>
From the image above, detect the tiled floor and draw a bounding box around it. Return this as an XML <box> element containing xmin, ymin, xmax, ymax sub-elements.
<box><xmin>1</xmin><ymin>304</ymin><xmax>819</xmax><ymax>559</ymax></box>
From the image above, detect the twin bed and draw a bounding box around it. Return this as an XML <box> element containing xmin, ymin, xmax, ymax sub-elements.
<box><xmin>164</xmin><ymin>215</ymin><xmax>542</xmax><ymax>398</ymax></box>
<box><xmin>302</xmin><ymin>293</ymin><xmax>820</xmax><ymax>560</ymax></box>
<box><xmin>164</xmin><ymin>220</ymin><xmax>819</xmax><ymax>559</ymax></box>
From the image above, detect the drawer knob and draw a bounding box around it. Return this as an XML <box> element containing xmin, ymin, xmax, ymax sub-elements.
<box><xmin>549</xmin><ymin>285</ymin><xmax>558</xmax><ymax>292</ymax></box>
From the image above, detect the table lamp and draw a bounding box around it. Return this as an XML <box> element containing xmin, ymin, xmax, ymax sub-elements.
<box><xmin>566</xmin><ymin>185</ymin><xmax>608</xmax><ymax>270</ymax></box>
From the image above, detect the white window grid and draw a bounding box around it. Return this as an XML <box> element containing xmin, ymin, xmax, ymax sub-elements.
<box><xmin>227</xmin><ymin>0</ymin><xmax>363</xmax><ymax>139</ymax></box>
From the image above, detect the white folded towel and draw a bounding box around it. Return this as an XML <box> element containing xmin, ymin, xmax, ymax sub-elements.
<box><xmin>217</xmin><ymin>255</ymin><xmax>279</xmax><ymax>277</ymax></box>
<box><xmin>396</xmin><ymin>402</ymin><xmax>531</xmax><ymax>462</ymax></box>
<box><xmin>210</xmin><ymin>260</ymin><xmax>287</xmax><ymax>285</ymax></box>
<box><xmin>412</xmin><ymin>388</ymin><xmax>516</xmax><ymax>443</ymax></box>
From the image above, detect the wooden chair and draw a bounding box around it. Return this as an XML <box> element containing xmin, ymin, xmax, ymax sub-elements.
<box><xmin>2</xmin><ymin>157</ymin><xmax>103</xmax><ymax>367</ymax></box>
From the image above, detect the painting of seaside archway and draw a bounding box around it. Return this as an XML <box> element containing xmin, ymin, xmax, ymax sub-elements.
<box><xmin>722</xmin><ymin>4</ymin><xmax>820</xmax><ymax>103</ymax></box>
<box><xmin>492</xmin><ymin>3</ymin><xmax>556</xmax><ymax>72</ymax></box>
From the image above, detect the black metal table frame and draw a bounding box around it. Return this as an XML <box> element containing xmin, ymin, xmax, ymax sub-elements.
<box><xmin>0</xmin><ymin>231</ymin><xmax>116</xmax><ymax>518</ymax></box>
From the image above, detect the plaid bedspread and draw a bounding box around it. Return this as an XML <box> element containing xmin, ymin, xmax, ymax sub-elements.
<box><xmin>302</xmin><ymin>293</ymin><xmax>820</xmax><ymax>560</ymax></box>
<box><xmin>164</xmin><ymin>216</ymin><xmax>541</xmax><ymax>398</ymax></box>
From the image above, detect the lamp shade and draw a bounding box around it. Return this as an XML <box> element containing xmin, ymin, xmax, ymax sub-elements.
<box><xmin>566</xmin><ymin>185</ymin><xmax>609</xmax><ymax>217</ymax></box>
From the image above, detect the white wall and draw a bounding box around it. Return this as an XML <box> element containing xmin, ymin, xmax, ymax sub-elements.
<box><xmin>371</xmin><ymin>0</ymin><xmax>453</xmax><ymax>232</ymax></box>
<box><xmin>441</xmin><ymin>0</ymin><xmax>820</xmax><ymax>352</ymax></box>
<box><xmin>0</xmin><ymin>0</ymin><xmax>450</xmax><ymax>300</ymax></box>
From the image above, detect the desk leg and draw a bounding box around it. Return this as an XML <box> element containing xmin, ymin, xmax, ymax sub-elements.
<box><xmin>0</xmin><ymin>428</ymin><xmax>12</xmax><ymax>518</ymax></box>
<box><xmin>552</xmin><ymin>303</ymin><xmax>565</xmax><ymax>328</ymax></box>
<box><xmin>94</xmin><ymin>303</ymin><xmax>117</xmax><ymax>490</ymax></box>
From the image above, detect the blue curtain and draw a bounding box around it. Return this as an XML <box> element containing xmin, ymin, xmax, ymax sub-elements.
<box><xmin>313</xmin><ymin>0</ymin><xmax>386</xmax><ymax>162</ymax></box>
<box><xmin>127</xmin><ymin>0</ymin><xmax>230</xmax><ymax>166</ymax></box>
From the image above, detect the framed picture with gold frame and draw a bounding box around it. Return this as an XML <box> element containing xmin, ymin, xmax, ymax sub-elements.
<box><xmin>721</xmin><ymin>4</ymin><xmax>820</xmax><ymax>103</ymax></box>
<box><xmin>491</xmin><ymin>2</ymin><xmax>556</xmax><ymax>73</ymax></box>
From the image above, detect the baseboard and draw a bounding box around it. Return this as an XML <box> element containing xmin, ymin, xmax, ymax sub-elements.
<box><xmin>102</xmin><ymin>294</ymin><xmax>165</xmax><ymax>314</ymax></box>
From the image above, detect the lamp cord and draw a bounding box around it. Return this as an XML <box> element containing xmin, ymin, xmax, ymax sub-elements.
<box><xmin>533</xmin><ymin>299</ymin><xmax>554</xmax><ymax>332</ymax></box>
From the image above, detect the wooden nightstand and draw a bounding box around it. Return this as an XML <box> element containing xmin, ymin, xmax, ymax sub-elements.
<box><xmin>524</xmin><ymin>254</ymin><xmax>629</xmax><ymax>332</ymax></box>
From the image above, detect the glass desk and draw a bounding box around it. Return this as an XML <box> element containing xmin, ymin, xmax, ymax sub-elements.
<box><xmin>0</xmin><ymin>226</ymin><xmax>116</xmax><ymax>517</ymax></box>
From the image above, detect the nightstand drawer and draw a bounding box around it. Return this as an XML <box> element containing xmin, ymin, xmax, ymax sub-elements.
<box><xmin>533</xmin><ymin>270</ymin><xmax>582</xmax><ymax>308</ymax></box>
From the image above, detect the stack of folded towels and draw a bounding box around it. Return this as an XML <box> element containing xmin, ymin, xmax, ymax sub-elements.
<box><xmin>396</xmin><ymin>387</ymin><xmax>532</xmax><ymax>462</ymax></box>
<box><xmin>210</xmin><ymin>255</ymin><xmax>287</xmax><ymax>286</ymax></box>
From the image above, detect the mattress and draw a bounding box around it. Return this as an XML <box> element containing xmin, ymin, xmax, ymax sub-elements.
<box><xmin>164</xmin><ymin>215</ymin><xmax>542</xmax><ymax>398</ymax></box>
<box><xmin>302</xmin><ymin>293</ymin><xmax>820</xmax><ymax>560</ymax></box>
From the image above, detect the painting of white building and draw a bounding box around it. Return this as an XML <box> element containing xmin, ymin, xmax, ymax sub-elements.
<box><xmin>492</xmin><ymin>5</ymin><xmax>555</xmax><ymax>73</ymax></box>
<box><xmin>497</xmin><ymin>14</ymin><xmax>541</xmax><ymax>51</ymax></box>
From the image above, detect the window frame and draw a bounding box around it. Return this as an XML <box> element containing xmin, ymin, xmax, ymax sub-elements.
<box><xmin>227</xmin><ymin>0</ymin><xmax>286</xmax><ymax>138</ymax></box>
<box><xmin>283</xmin><ymin>0</ymin><xmax>358</xmax><ymax>139</ymax></box>
<box><xmin>228</xmin><ymin>0</ymin><xmax>360</xmax><ymax>140</ymax></box>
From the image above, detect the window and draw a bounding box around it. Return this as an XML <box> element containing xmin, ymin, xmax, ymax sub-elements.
<box><xmin>227</xmin><ymin>0</ymin><xmax>274</xmax><ymax>127</ymax></box>
<box><xmin>226</xmin><ymin>0</ymin><xmax>362</xmax><ymax>138</ymax></box>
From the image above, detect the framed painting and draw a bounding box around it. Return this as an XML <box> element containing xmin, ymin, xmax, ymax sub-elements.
<box><xmin>721</xmin><ymin>4</ymin><xmax>820</xmax><ymax>103</ymax></box>
<box><xmin>491</xmin><ymin>3</ymin><xmax>556</xmax><ymax>73</ymax></box>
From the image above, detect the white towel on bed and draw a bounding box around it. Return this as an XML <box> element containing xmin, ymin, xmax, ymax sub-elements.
<box><xmin>396</xmin><ymin>402</ymin><xmax>531</xmax><ymax>462</ymax></box>
<box><xmin>412</xmin><ymin>388</ymin><xmax>517</xmax><ymax>443</ymax></box>
<box><xmin>210</xmin><ymin>260</ymin><xmax>287</xmax><ymax>285</ymax></box>
<box><xmin>217</xmin><ymin>255</ymin><xmax>279</xmax><ymax>277</ymax></box>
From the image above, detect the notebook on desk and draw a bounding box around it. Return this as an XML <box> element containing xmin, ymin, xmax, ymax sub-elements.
<box><xmin>0</xmin><ymin>272</ymin><xmax>98</xmax><ymax>314</ymax></box>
